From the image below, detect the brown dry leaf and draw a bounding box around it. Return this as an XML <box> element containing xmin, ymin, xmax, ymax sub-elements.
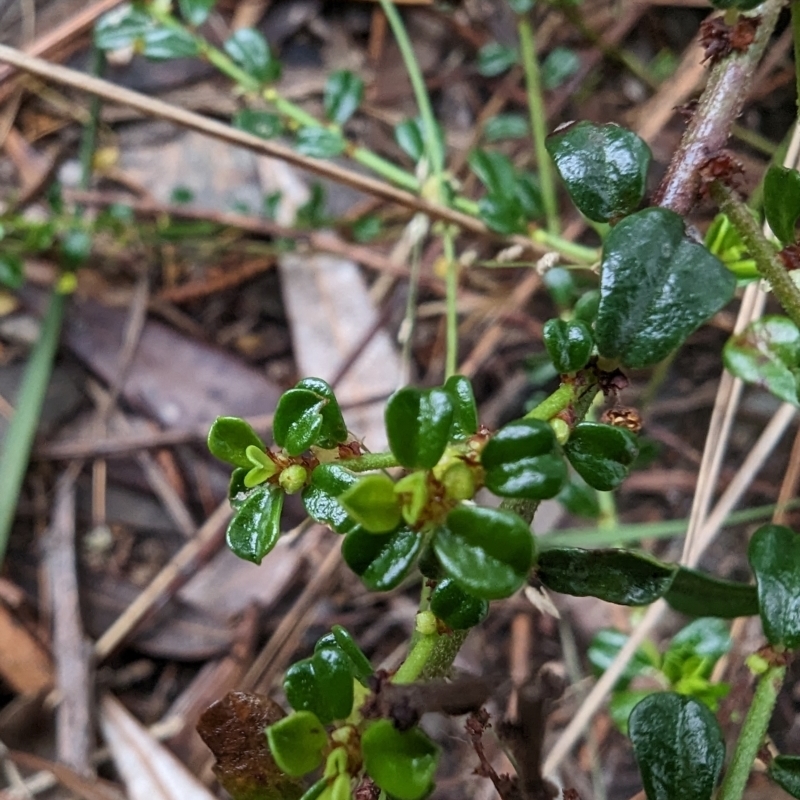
<box><xmin>0</xmin><ymin>604</ymin><xmax>53</xmax><ymax>695</ymax></box>
<box><xmin>100</xmin><ymin>694</ymin><xmax>217</xmax><ymax>800</ymax></box>
<box><xmin>196</xmin><ymin>691</ymin><xmax>304</xmax><ymax>800</ymax></box>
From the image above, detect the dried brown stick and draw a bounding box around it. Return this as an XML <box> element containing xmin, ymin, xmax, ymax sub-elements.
<box><xmin>44</xmin><ymin>469</ymin><xmax>94</xmax><ymax>775</ymax></box>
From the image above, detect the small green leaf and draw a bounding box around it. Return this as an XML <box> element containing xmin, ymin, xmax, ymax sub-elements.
<box><xmin>94</xmin><ymin>5</ymin><xmax>152</xmax><ymax>50</ymax></box>
<box><xmin>265</xmin><ymin>711</ymin><xmax>327</xmax><ymax>777</ymax></box>
<box><xmin>324</xmin><ymin>70</ymin><xmax>364</xmax><ymax>125</ymax></box>
<box><xmin>546</xmin><ymin>121</ymin><xmax>651</xmax><ymax>222</ymax></box>
<box><xmin>724</xmin><ymin>316</ymin><xmax>800</xmax><ymax>406</ymax></box>
<box><xmin>284</xmin><ymin>648</ymin><xmax>354</xmax><ymax>724</ymax></box>
<box><xmin>769</xmin><ymin>755</ymin><xmax>800</xmax><ymax>798</ymax></box>
<box><xmin>228</xmin><ymin>468</ymin><xmax>250</xmax><ymax>509</ymax></box>
<box><xmin>469</xmin><ymin>149</ymin><xmax>516</xmax><ymax>196</ymax></box>
<box><xmin>537</xmin><ymin>548</ymin><xmax>675</xmax><ymax>605</ymax></box>
<box><xmin>443</xmin><ymin>375</ymin><xmax>478</xmax><ymax>439</ymax></box>
<box><xmin>748</xmin><ymin>523</ymin><xmax>800</xmax><ymax>649</ymax></box>
<box><xmin>339</xmin><ymin>474</ymin><xmax>402</xmax><ymax>534</ymax></box>
<box><xmin>563</xmin><ymin>422</ymin><xmax>638</xmax><ymax>491</ymax></box>
<box><xmin>224</xmin><ymin>28</ymin><xmax>280</xmax><ymax>82</ymax></box>
<box><xmin>477</xmin><ymin>194</ymin><xmax>526</xmax><ymax>235</ymax></box>
<box><xmin>595</xmin><ymin>208</ymin><xmax>736</xmax><ymax>368</ymax></box>
<box><xmin>314</xmin><ymin>625</ymin><xmax>373</xmax><ymax>685</ymax></box>
<box><xmin>665</xmin><ymin>567</ymin><xmax>759</xmax><ymax>618</ymax></box>
<box><xmin>273</xmin><ymin>384</ymin><xmax>342</xmax><ymax>456</ymax></box>
<box><xmin>208</xmin><ymin>417</ymin><xmax>266</xmax><ymax>467</ymax></box>
<box><xmin>573</xmin><ymin>289</ymin><xmax>601</xmax><ymax>323</ymax></box>
<box><xmin>556</xmin><ymin>476</ymin><xmax>601</xmax><ymax>518</ymax></box>
<box><xmin>226</xmin><ymin>485</ymin><xmax>284</xmax><ymax>564</ymax></box>
<box><xmin>294</xmin><ymin>378</ymin><xmax>348</xmax><ymax>447</ymax></box>
<box><xmin>765</xmin><ymin>166</ymin><xmax>800</xmax><ymax>245</ymax></box>
<box><xmin>385</xmin><ymin>387</ymin><xmax>453</xmax><ymax>469</ymax></box>
<box><xmin>178</xmin><ymin>0</ymin><xmax>216</xmax><ymax>26</ymax></box>
<box><xmin>477</xmin><ymin>42</ymin><xmax>518</xmax><ymax>77</ymax></box>
<box><xmin>342</xmin><ymin>528</ymin><xmax>422</xmax><ymax>591</ymax></box>
<box><xmin>481</xmin><ymin>418</ymin><xmax>567</xmax><ymax>500</ymax></box>
<box><xmin>394</xmin><ymin>471</ymin><xmax>429</xmax><ymax>527</ymax></box>
<box><xmin>662</xmin><ymin>618</ymin><xmax>731</xmax><ymax>685</ymax></box>
<box><xmin>141</xmin><ymin>26</ymin><xmax>199</xmax><ymax>60</ymax></box>
<box><xmin>543</xmin><ymin>319</ymin><xmax>594</xmax><ymax>373</ymax></box>
<box><xmin>541</xmin><ymin>46</ymin><xmax>581</xmax><ymax>90</ymax></box>
<box><xmin>588</xmin><ymin>629</ymin><xmax>658</xmax><ymax>689</ymax></box>
<box><xmin>515</xmin><ymin>172</ymin><xmax>545</xmax><ymax>220</ymax></box>
<box><xmin>394</xmin><ymin>117</ymin><xmax>444</xmax><ymax>164</ymax></box>
<box><xmin>296</xmin><ymin>128</ymin><xmax>346</xmax><ymax>158</ymax></box>
<box><xmin>233</xmin><ymin>109</ymin><xmax>282</xmax><ymax>139</ymax></box>
<box><xmin>302</xmin><ymin>464</ymin><xmax>360</xmax><ymax>533</ymax></box>
<box><xmin>0</xmin><ymin>254</ymin><xmax>24</xmax><ymax>289</ymax></box>
<box><xmin>433</xmin><ymin>505</ymin><xmax>534</xmax><ymax>600</ymax></box>
<box><xmin>629</xmin><ymin>693</ymin><xmax>725</xmax><ymax>800</ymax></box>
<box><xmin>705</xmin><ymin>212</ymin><xmax>758</xmax><ymax>277</ymax></box>
<box><xmin>484</xmin><ymin>113</ymin><xmax>529</xmax><ymax>142</ymax></box>
<box><xmin>244</xmin><ymin>445</ymin><xmax>277</xmax><ymax>488</ymax></box>
<box><xmin>362</xmin><ymin>720</ymin><xmax>440</xmax><ymax>800</ymax></box>
<box><xmin>430</xmin><ymin>578</ymin><xmax>489</xmax><ymax>630</ymax></box>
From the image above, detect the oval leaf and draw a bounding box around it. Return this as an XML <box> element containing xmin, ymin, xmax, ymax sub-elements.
<box><xmin>273</xmin><ymin>389</ymin><xmax>325</xmax><ymax>456</ymax></box>
<box><xmin>339</xmin><ymin>474</ymin><xmax>402</xmax><ymax>534</ymax></box>
<box><xmin>629</xmin><ymin>692</ymin><xmax>724</xmax><ymax>800</ymax></box>
<box><xmin>595</xmin><ymin>208</ymin><xmax>736</xmax><ymax>368</ymax></box>
<box><xmin>225</xmin><ymin>485</ymin><xmax>283</xmax><ymax>564</ymax></box>
<box><xmin>94</xmin><ymin>5</ymin><xmax>152</xmax><ymax>50</ymax></box>
<box><xmin>536</xmin><ymin>547</ymin><xmax>675</xmax><ymax>605</ymax></box>
<box><xmin>386</xmin><ymin>387</ymin><xmax>454</xmax><ymax>469</ymax></box>
<box><xmin>430</xmin><ymin>578</ymin><xmax>489</xmax><ymax>630</ymax></box>
<box><xmin>545</xmin><ymin>121</ymin><xmax>651</xmax><ymax>222</ymax></box>
<box><xmin>224</xmin><ymin>28</ymin><xmax>280</xmax><ymax>83</ymax></box>
<box><xmin>748</xmin><ymin>523</ymin><xmax>800</xmax><ymax>649</ymax></box>
<box><xmin>543</xmin><ymin>318</ymin><xmax>594</xmax><ymax>373</ymax></box>
<box><xmin>314</xmin><ymin>625</ymin><xmax>373</xmax><ymax>685</ymax></box>
<box><xmin>362</xmin><ymin>720</ymin><xmax>440</xmax><ymax>800</ymax></box>
<box><xmin>342</xmin><ymin>528</ymin><xmax>421</xmax><ymax>592</ymax></box>
<box><xmin>765</xmin><ymin>166</ymin><xmax>800</xmax><ymax>245</ymax></box>
<box><xmin>283</xmin><ymin>648</ymin><xmax>354</xmax><ymax>725</ymax></box>
<box><xmin>665</xmin><ymin>567</ymin><xmax>759</xmax><ymax>618</ymax></box>
<box><xmin>302</xmin><ymin>464</ymin><xmax>360</xmax><ymax>533</ymax></box>
<box><xmin>265</xmin><ymin>711</ymin><xmax>327</xmax><ymax>778</ymax></box>
<box><xmin>563</xmin><ymin>422</ymin><xmax>639</xmax><ymax>491</ymax></box>
<box><xmin>724</xmin><ymin>316</ymin><xmax>800</xmax><ymax>406</ymax></box>
<box><xmin>469</xmin><ymin>149</ymin><xmax>517</xmax><ymax>196</ymax></box>
<box><xmin>324</xmin><ymin>70</ymin><xmax>364</xmax><ymax>125</ymax></box>
<box><xmin>296</xmin><ymin>128</ymin><xmax>346</xmax><ymax>159</ymax></box>
<box><xmin>481</xmin><ymin>418</ymin><xmax>567</xmax><ymax>500</ymax></box>
<box><xmin>294</xmin><ymin>377</ymin><xmax>348</xmax><ymax>448</ymax></box>
<box><xmin>476</xmin><ymin>42</ymin><xmax>518</xmax><ymax>77</ymax></box>
<box><xmin>141</xmin><ymin>26</ymin><xmax>198</xmax><ymax>60</ymax></box>
<box><xmin>443</xmin><ymin>375</ymin><xmax>478</xmax><ymax>439</ymax></box>
<box><xmin>233</xmin><ymin>109</ymin><xmax>282</xmax><ymax>140</ymax></box>
<box><xmin>178</xmin><ymin>0</ymin><xmax>216</xmax><ymax>26</ymax></box>
<box><xmin>208</xmin><ymin>416</ymin><xmax>266</xmax><ymax>467</ymax></box>
<box><xmin>769</xmin><ymin>755</ymin><xmax>800</xmax><ymax>798</ymax></box>
<box><xmin>433</xmin><ymin>505</ymin><xmax>534</xmax><ymax>600</ymax></box>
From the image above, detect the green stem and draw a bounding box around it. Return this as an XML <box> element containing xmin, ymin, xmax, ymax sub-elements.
<box><xmin>337</xmin><ymin>452</ymin><xmax>400</xmax><ymax>472</ymax></box>
<box><xmin>717</xmin><ymin>663</ymin><xmax>786</xmax><ymax>800</ymax></box>
<box><xmin>531</xmin><ymin>230</ymin><xmax>599</xmax><ymax>264</ymax></box>
<box><xmin>392</xmin><ymin>633</ymin><xmax>436</xmax><ymax>684</ymax></box>
<box><xmin>710</xmin><ymin>180</ymin><xmax>800</xmax><ymax>329</ymax></box>
<box><xmin>443</xmin><ymin>228</ymin><xmax>459</xmax><ymax>379</ymax></box>
<box><xmin>0</xmin><ymin>291</ymin><xmax>65</xmax><ymax>568</ymax></box>
<box><xmin>78</xmin><ymin>46</ymin><xmax>103</xmax><ymax>195</ymax></box>
<box><xmin>517</xmin><ymin>15</ymin><xmax>559</xmax><ymax>234</ymax></box>
<box><xmin>525</xmin><ymin>383</ymin><xmax>573</xmax><ymax>420</ymax></box>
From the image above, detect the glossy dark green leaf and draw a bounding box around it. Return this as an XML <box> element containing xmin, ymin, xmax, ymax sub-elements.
<box><xmin>543</xmin><ymin>318</ymin><xmax>594</xmax><ymax>373</ymax></box>
<box><xmin>541</xmin><ymin>46</ymin><xmax>581</xmax><ymax>90</ymax></box>
<box><xmin>443</xmin><ymin>375</ymin><xmax>478</xmax><ymax>439</ymax></box>
<box><xmin>469</xmin><ymin>149</ymin><xmax>516</xmax><ymax>196</ymax></box>
<box><xmin>665</xmin><ymin>567</ymin><xmax>759</xmax><ymax>618</ymax></box>
<box><xmin>477</xmin><ymin>42</ymin><xmax>518</xmax><ymax>77</ymax></box>
<box><xmin>342</xmin><ymin>528</ymin><xmax>421</xmax><ymax>592</ymax></box>
<box><xmin>324</xmin><ymin>70</ymin><xmax>364</xmax><ymax>125</ymax></box>
<box><xmin>430</xmin><ymin>578</ymin><xmax>489</xmax><ymax>630</ymax></box>
<box><xmin>433</xmin><ymin>505</ymin><xmax>534</xmax><ymax>600</ymax></box>
<box><xmin>629</xmin><ymin>692</ymin><xmax>725</xmax><ymax>800</ymax></box>
<box><xmin>228</xmin><ymin>468</ymin><xmax>251</xmax><ymax>510</ymax></box>
<box><xmin>208</xmin><ymin>416</ymin><xmax>266</xmax><ymax>467</ymax></box>
<box><xmin>515</xmin><ymin>172</ymin><xmax>545</xmax><ymax>220</ymax></box>
<box><xmin>564</xmin><ymin>422</ymin><xmax>638</xmax><ymax>491</ymax></box>
<box><xmin>141</xmin><ymin>26</ymin><xmax>199</xmax><ymax>60</ymax></box>
<box><xmin>477</xmin><ymin>194</ymin><xmax>526</xmax><ymax>235</ymax></box>
<box><xmin>394</xmin><ymin>117</ymin><xmax>445</xmax><ymax>165</ymax></box>
<box><xmin>749</xmin><ymin>524</ymin><xmax>800</xmax><ymax>649</ymax></box>
<box><xmin>537</xmin><ymin>547</ymin><xmax>675</xmax><ymax>605</ymax></box>
<box><xmin>178</xmin><ymin>0</ymin><xmax>216</xmax><ymax>26</ymax></box>
<box><xmin>233</xmin><ymin>109</ymin><xmax>282</xmax><ymax>140</ymax></box>
<box><xmin>385</xmin><ymin>387</ymin><xmax>453</xmax><ymax>469</ymax></box>
<box><xmin>302</xmin><ymin>464</ymin><xmax>359</xmax><ymax>533</ymax></box>
<box><xmin>362</xmin><ymin>720</ymin><xmax>440</xmax><ymax>800</ymax></box>
<box><xmin>224</xmin><ymin>28</ymin><xmax>280</xmax><ymax>82</ymax></box>
<box><xmin>339</xmin><ymin>474</ymin><xmax>402</xmax><ymax>534</ymax></box>
<box><xmin>296</xmin><ymin>128</ymin><xmax>346</xmax><ymax>159</ymax></box>
<box><xmin>588</xmin><ymin>628</ymin><xmax>658</xmax><ymax>688</ymax></box>
<box><xmin>484</xmin><ymin>113</ymin><xmax>528</xmax><ymax>142</ymax></box>
<box><xmin>546</xmin><ymin>121</ymin><xmax>651</xmax><ymax>222</ymax></box>
<box><xmin>594</xmin><ymin>208</ymin><xmax>736</xmax><ymax>368</ymax></box>
<box><xmin>265</xmin><ymin>711</ymin><xmax>327</xmax><ymax>777</ymax></box>
<box><xmin>94</xmin><ymin>5</ymin><xmax>152</xmax><ymax>50</ymax></box>
<box><xmin>273</xmin><ymin>387</ymin><xmax>330</xmax><ymax>456</ymax></box>
<box><xmin>314</xmin><ymin>625</ymin><xmax>373</xmax><ymax>685</ymax></box>
<box><xmin>294</xmin><ymin>377</ymin><xmax>348</xmax><ymax>448</ymax></box>
<box><xmin>724</xmin><ymin>316</ymin><xmax>800</xmax><ymax>406</ymax></box>
<box><xmin>764</xmin><ymin>166</ymin><xmax>800</xmax><ymax>246</ymax></box>
<box><xmin>0</xmin><ymin>254</ymin><xmax>24</xmax><ymax>289</ymax></box>
<box><xmin>226</xmin><ymin>485</ymin><xmax>283</xmax><ymax>564</ymax></box>
<box><xmin>481</xmin><ymin>418</ymin><xmax>567</xmax><ymax>500</ymax></box>
<box><xmin>769</xmin><ymin>755</ymin><xmax>800</xmax><ymax>798</ymax></box>
<box><xmin>573</xmin><ymin>289</ymin><xmax>601</xmax><ymax>323</ymax></box>
<box><xmin>284</xmin><ymin>647</ymin><xmax>354</xmax><ymax>725</ymax></box>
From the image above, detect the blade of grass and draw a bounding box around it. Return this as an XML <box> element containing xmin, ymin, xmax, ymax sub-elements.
<box><xmin>0</xmin><ymin>289</ymin><xmax>65</xmax><ymax>568</ymax></box>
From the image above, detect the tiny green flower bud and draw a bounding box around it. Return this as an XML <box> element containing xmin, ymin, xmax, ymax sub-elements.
<box><xmin>279</xmin><ymin>464</ymin><xmax>308</xmax><ymax>494</ymax></box>
<box><xmin>415</xmin><ymin>610</ymin><xmax>438</xmax><ymax>636</ymax></box>
<box><xmin>550</xmin><ymin>418</ymin><xmax>570</xmax><ymax>445</ymax></box>
<box><xmin>746</xmin><ymin>652</ymin><xmax>770</xmax><ymax>676</ymax></box>
<box><xmin>442</xmin><ymin>461</ymin><xmax>476</xmax><ymax>501</ymax></box>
